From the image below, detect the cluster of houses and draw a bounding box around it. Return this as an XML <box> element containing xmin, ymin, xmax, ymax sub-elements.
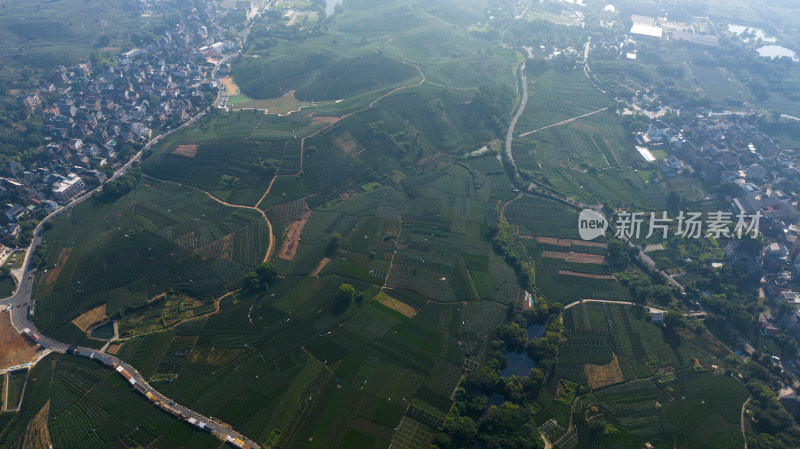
<box><xmin>640</xmin><ymin>117</ymin><xmax>796</xmax><ymax>191</ymax></box>
<box><xmin>638</xmin><ymin>115</ymin><xmax>800</xmax><ymax>345</ymax></box>
<box><xmin>5</xmin><ymin>5</ymin><xmax>238</xmax><ymax>243</ymax></box>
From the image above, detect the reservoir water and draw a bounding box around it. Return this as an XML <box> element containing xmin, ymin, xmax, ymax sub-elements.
<box><xmin>756</xmin><ymin>45</ymin><xmax>797</xmax><ymax>60</ymax></box>
<box><xmin>727</xmin><ymin>24</ymin><xmax>777</xmax><ymax>43</ymax></box>
<box><xmin>527</xmin><ymin>323</ymin><xmax>546</xmax><ymax>339</ymax></box>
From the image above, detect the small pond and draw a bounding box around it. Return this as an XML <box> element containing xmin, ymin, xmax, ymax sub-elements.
<box><xmin>526</xmin><ymin>323</ymin><xmax>546</xmax><ymax>339</ymax></box>
<box><xmin>501</xmin><ymin>350</ymin><xmax>539</xmax><ymax>378</ymax></box>
<box><xmin>90</xmin><ymin>321</ymin><xmax>115</xmax><ymax>340</ymax></box>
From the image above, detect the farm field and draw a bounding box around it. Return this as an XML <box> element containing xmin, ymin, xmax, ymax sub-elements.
<box><xmin>3</xmin><ymin>0</ymin><xmax>771</xmax><ymax>446</ymax></box>
<box><xmin>3</xmin><ymin>370</ymin><xmax>27</xmax><ymax>412</ymax></box>
<box><xmin>32</xmin><ymin>179</ymin><xmax>270</xmax><ymax>341</ymax></box>
<box><xmin>517</xmin><ymin>69</ymin><xmax>610</xmax><ymax>134</ymax></box>
<box><xmin>536</xmin><ymin>302</ymin><xmax>747</xmax><ymax>449</ymax></box>
<box><xmin>504</xmin><ymin>196</ymin><xmax>631</xmax><ymax>303</ymax></box>
<box><xmin>105</xmin><ymin>282</ymin><xmax>492</xmax><ymax>448</ymax></box>
<box><xmin>0</xmin><ymin>355</ymin><xmax>223</xmax><ymax>448</ymax></box>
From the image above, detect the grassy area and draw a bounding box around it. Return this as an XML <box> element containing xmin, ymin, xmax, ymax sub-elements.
<box><xmin>0</xmin><ymin>278</ymin><xmax>16</xmax><ymax>299</ymax></box>
<box><xmin>4</xmin><ymin>370</ymin><xmax>27</xmax><ymax>411</ymax></box>
<box><xmin>230</xmin><ymin>92</ymin><xmax>317</xmax><ymax>115</ymax></box>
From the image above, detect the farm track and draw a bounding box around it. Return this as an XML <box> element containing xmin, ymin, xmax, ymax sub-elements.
<box><xmin>742</xmin><ymin>398</ymin><xmax>750</xmax><ymax>449</ymax></box>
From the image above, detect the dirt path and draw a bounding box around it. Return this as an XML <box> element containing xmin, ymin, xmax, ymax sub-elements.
<box><xmin>563</xmin><ymin>298</ymin><xmax>640</xmax><ymax>309</ymax></box>
<box><xmin>741</xmin><ymin>398</ymin><xmax>750</xmax><ymax>449</ymax></box>
<box><xmin>518</xmin><ymin>107</ymin><xmax>608</xmax><ymax>138</ymax></box>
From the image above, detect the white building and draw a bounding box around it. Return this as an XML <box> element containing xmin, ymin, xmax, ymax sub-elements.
<box><xmin>52</xmin><ymin>174</ymin><xmax>85</xmax><ymax>203</ymax></box>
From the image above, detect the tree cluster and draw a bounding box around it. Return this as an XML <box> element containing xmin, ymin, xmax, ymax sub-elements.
<box><xmin>243</xmin><ymin>262</ymin><xmax>278</xmax><ymax>291</ymax></box>
<box><xmin>434</xmin><ymin>306</ymin><xmax>561</xmax><ymax>449</ymax></box>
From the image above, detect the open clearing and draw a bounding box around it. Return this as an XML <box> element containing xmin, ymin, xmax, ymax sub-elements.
<box><xmin>0</xmin><ymin>312</ymin><xmax>38</xmax><ymax>370</ymax></box>
<box><xmin>172</xmin><ymin>144</ymin><xmax>199</xmax><ymax>157</ymax></box>
<box><xmin>543</xmin><ymin>250</ymin><xmax>606</xmax><ymax>265</ymax></box>
<box><xmin>584</xmin><ymin>353</ymin><xmax>624</xmax><ymax>389</ymax></box>
<box><xmin>71</xmin><ymin>304</ymin><xmax>107</xmax><ymax>332</ymax></box>
<box><xmin>279</xmin><ymin>209</ymin><xmax>312</xmax><ymax>260</ymax></box>
<box><xmin>221</xmin><ymin>76</ymin><xmax>242</xmax><ymax>96</ymax></box>
<box><xmin>376</xmin><ymin>291</ymin><xmax>418</xmax><ymax>318</ymax></box>
<box><xmin>230</xmin><ymin>91</ymin><xmax>315</xmax><ymax>115</ymax></box>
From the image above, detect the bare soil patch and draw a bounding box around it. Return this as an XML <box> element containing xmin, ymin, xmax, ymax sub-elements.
<box><xmin>172</xmin><ymin>144</ymin><xmax>199</xmax><ymax>157</ymax></box>
<box><xmin>557</xmin><ymin>270</ymin><xmax>615</xmax><ymax>280</ymax></box>
<box><xmin>543</xmin><ymin>250</ymin><xmax>606</xmax><ymax>265</ymax></box>
<box><xmin>310</xmin><ymin>257</ymin><xmax>331</xmax><ymax>276</ymax></box>
<box><xmin>536</xmin><ymin>237</ymin><xmax>607</xmax><ymax>249</ymax></box>
<box><xmin>71</xmin><ymin>304</ymin><xmax>108</xmax><ymax>332</ymax></box>
<box><xmin>279</xmin><ymin>210</ymin><xmax>312</xmax><ymax>260</ymax></box>
<box><xmin>220</xmin><ymin>76</ymin><xmax>240</xmax><ymax>96</ymax></box>
<box><xmin>644</xmin><ymin>243</ymin><xmax>664</xmax><ymax>252</ymax></box>
<box><xmin>376</xmin><ymin>291</ymin><xmax>417</xmax><ymax>318</ymax></box>
<box><xmin>0</xmin><ymin>312</ymin><xmax>38</xmax><ymax>370</ymax></box>
<box><xmin>106</xmin><ymin>343</ymin><xmax>122</xmax><ymax>355</ymax></box>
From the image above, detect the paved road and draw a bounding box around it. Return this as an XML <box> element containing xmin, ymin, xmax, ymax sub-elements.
<box><xmin>6</xmin><ymin>305</ymin><xmax>258</xmax><ymax>448</ymax></box>
<box><xmin>626</xmin><ymin>239</ymin><xmax>685</xmax><ymax>293</ymax></box>
<box><xmin>505</xmin><ymin>61</ymin><xmax>527</xmax><ymax>172</ymax></box>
